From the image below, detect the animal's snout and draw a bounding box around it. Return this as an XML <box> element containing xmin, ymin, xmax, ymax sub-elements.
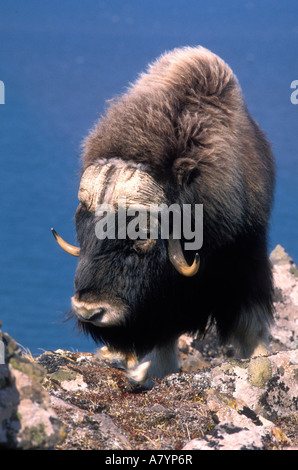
<box><xmin>71</xmin><ymin>296</ymin><xmax>106</xmax><ymax>324</ymax></box>
<box><xmin>71</xmin><ymin>295</ymin><xmax>123</xmax><ymax>327</ymax></box>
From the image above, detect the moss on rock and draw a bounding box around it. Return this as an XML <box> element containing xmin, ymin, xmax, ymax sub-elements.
<box><xmin>248</xmin><ymin>357</ymin><xmax>273</xmax><ymax>388</ymax></box>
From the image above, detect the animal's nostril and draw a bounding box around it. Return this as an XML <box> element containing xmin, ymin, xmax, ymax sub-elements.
<box><xmin>88</xmin><ymin>308</ymin><xmax>106</xmax><ymax>322</ymax></box>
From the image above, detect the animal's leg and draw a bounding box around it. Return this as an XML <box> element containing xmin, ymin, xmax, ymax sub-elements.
<box><xmin>97</xmin><ymin>345</ymin><xmax>138</xmax><ymax>369</ymax></box>
<box><xmin>228</xmin><ymin>304</ymin><xmax>272</xmax><ymax>358</ymax></box>
<box><xmin>127</xmin><ymin>338</ymin><xmax>179</xmax><ymax>389</ymax></box>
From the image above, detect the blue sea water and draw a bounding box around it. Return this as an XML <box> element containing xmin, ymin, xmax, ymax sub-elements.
<box><xmin>0</xmin><ymin>0</ymin><xmax>297</xmax><ymax>355</ymax></box>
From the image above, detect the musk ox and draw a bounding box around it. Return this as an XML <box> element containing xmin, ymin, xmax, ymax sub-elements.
<box><xmin>52</xmin><ymin>46</ymin><xmax>275</xmax><ymax>388</ymax></box>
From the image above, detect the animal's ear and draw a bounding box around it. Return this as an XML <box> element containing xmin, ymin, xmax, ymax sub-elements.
<box><xmin>172</xmin><ymin>158</ymin><xmax>200</xmax><ymax>186</ymax></box>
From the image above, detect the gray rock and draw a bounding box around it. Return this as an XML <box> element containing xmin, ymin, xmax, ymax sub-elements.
<box><xmin>0</xmin><ymin>330</ymin><xmax>64</xmax><ymax>449</ymax></box>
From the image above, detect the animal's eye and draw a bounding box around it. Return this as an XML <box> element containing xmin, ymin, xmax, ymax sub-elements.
<box><xmin>133</xmin><ymin>239</ymin><xmax>156</xmax><ymax>254</ymax></box>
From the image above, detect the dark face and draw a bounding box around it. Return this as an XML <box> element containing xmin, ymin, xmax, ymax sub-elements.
<box><xmin>71</xmin><ymin>203</ymin><xmax>181</xmax><ymax>354</ymax></box>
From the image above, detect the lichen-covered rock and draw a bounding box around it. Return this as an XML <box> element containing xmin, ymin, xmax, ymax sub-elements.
<box><xmin>183</xmin><ymin>424</ymin><xmax>279</xmax><ymax>451</ymax></box>
<box><xmin>247</xmin><ymin>357</ymin><xmax>273</xmax><ymax>388</ymax></box>
<box><xmin>36</xmin><ymin>349</ymin><xmax>216</xmax><ymax>450</ymax></box>
<box><xmin>0</xmin><ymin>330</ymin><xmax>64</xmax><ymax>449</ymax></box>
<box><xmin>270</xmin><ymin>245</ymin><xmax>298</xmax><ymax>352</ymax></box>
<box><xmin>182</xmin><ymin>350</ymin><xmax>297</xmax><ymax>450</ymax></box>
<box><xmin>32</xmin><ymin>346</ymin><xmax>296</xmax><ymax>451</ymax></box>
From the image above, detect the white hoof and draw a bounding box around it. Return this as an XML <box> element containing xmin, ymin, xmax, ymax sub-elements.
<box><xmin>127</xmin><ymin>339</ymin><xmax>179</xmax><ymax>389</ymax></box>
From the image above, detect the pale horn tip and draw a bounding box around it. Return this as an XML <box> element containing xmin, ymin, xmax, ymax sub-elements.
<box><xmin>51</xmin><ymin>228</ymin><xmax>80</xmax><ymax>257</ymax></box>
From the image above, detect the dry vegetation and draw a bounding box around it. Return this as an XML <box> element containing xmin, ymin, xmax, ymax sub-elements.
<box><xmin>39</xmin><ymin>349</ymin><xmax>216</xmax><ymax>450</ymax></box>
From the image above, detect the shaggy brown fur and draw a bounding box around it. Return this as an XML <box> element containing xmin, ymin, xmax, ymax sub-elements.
<box><xmin>82</xmin><ymin>46</ymin><xmax>274</xmax><ymax>249</ymax></box>
<box><xmin>70</xmin><ymin>46</ymin><xmax>275</xmax><ymax>387</ymax></box>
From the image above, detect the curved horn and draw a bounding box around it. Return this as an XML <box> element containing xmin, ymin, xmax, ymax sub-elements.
<box><xmin>51</xmin><ymin>228</ymin><xmax>80</xmax><ymax>257</ymax></box>
<box><xmin>168</xmin><ymin>236</ymin><xmax>200</xmax><ymax>277</ymax></box>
